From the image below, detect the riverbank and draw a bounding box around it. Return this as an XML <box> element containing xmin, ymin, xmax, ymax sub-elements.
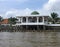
<box><xmin>0</xmin><ymin>25</ymin><xmax>60</xmax><ymax>32</ymax></box>
<box><xmin>0</xmin><ymin>30</ymin><xmax>60</xmax><ymax>32</ymax></box>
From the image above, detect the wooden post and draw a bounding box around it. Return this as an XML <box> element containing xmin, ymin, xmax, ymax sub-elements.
<box><xmin>43</xmin><ymin>25</ymin><xmax>45</xmax><ymax>30</ymax></box>
<box><xmin>21</xmin><ymin>25</ymin><xmax>23</xmax><ymax>30</ymax></box>
<box><xmin>26</xmin><ymin>25</ymin><xmax>28</xmax><ymax>30</ymax></box>
<box><xmin>37</xmin><ymin>25</ymin><xmax>39</xmax><ymax>30</ymax></box>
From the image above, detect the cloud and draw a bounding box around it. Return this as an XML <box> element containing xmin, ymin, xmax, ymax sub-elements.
<box><xmin>1</xmin><ymin>0</ymin><xmax>60</xmax><ymax>18</ymax></box>
<box><xmin>43</xmin><ymin>0</ymin><xmax>60</xmax><ymax>15</ymax></box>
<box><xmin>36</xmin><ymin>0</ymin><xmax>60</xmax><ymax>16</ymax></box>
<box><xmin>4</xmin><ymin>8</ymin><xmax>32</xmax><ymax>18</ymax></box>
<box><xmin>43</xmin><ymin>0</ymin><xmax>56</xmax><ymax>10</ymax></box>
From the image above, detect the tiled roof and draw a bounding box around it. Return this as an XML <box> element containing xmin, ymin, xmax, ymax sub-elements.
<box><xmin>0</xmin><ymin>19</ymin><xmax>9</xmax><ymax>24</ymax></box>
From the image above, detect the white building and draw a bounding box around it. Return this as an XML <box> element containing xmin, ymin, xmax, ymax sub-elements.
<box><xmin>16</xmin><ymin>15</ymin><xmax>49</xmax><ymax>25</ymax></box>
<box><xmin>16</xmin><ymin>15</ymin><xmax>60</xmax><ymax>30</ymax></box>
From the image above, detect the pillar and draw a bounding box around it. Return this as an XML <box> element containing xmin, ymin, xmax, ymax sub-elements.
<box><xmin>21</xmin><ymin>17</ymin><xmax>23</xmax><ymax>23</ymax></box>
<box><xmin>37</xmin><ymin>17</ymin><xmax>39</xmax><ymax>23</ymax></box>
<box><xmin>43</xmin><ymin>25</ymin><xmax>45</xmax><ymax>30</ymax></box>
<box><xmin>42</xmin><ymin>17</ymin><xmax>44</xmax><ymax>23</ymax></box>
<box><xmin>26</xmin><ymin>25</ymin><xmax>28</xmax><ymax>30</ymax></box>
<box><xmin>26</xmin><ymin>17</ymin><xmax>28</xmax><ymax>23</ymax></box>
<box><xmin>37</xmin><ymin>25</ymin><xmax>39</xmax><ymax>30</ymax></box>
<box><xmin>19</xmin><ymin>17</ymin><xmax>22</xmax><ymax>23</ymax></box>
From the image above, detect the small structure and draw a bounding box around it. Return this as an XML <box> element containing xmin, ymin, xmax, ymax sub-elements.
<box><xmin>0</xmin><ymin>19</ymin><xmax>10</xmax><ymax>26</ymax></box>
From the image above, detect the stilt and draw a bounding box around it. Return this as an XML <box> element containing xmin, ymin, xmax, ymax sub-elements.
<box><xmin>37</xmin><ymin>25</ymin><xmax>39</xmax><ymax>30</ymax></box>
<box><xmin>21</xmin><ymin>25</ymin><xmax>23</xmax><ymax>30</ymax></box>
<box><xmin>26</xmin><ymin>25</ymin><xmax>28</xmax><ymax>30</ymax></box>
<box><xmin>43</xmin><ymin>25</ymin><xmax>45</xmax><ymax>30</ymax></box>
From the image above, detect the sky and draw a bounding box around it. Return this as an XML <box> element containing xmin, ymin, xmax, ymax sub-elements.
<box><xmin>0</xmin><ymin>0</ymin><xmax>60</xmax><ymax>18</ymax></box>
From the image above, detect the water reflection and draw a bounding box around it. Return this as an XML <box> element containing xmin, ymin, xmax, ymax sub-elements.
<box><xmin>0</xmin><ymin>32</ymin><xmax>59</xmax><ymax>47</ymax></box>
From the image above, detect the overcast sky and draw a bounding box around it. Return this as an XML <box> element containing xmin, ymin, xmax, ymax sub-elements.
<box><xmin>0</xmin><ymin>0</ymin><xmax>60</xmax><ymax>18</ymax></box>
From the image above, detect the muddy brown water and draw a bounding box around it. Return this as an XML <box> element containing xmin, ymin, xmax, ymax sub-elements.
<box><xmin>0</xmin><ymin>32</ymin><xmax>60</xmax><ymax>47</ymax></box>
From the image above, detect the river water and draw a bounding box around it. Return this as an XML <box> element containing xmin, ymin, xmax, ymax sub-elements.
<box><xmin>0</xmin><ymin>32</ymin><xmax>60</xmax><ymax>47</ymax></box>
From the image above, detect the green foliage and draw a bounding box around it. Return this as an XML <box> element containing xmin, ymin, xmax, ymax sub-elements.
<box><xmin>48</xmin><ymin>17</ymin><xmax>53</xmax><ymax>22</ymax></box>
<box><xmin>51</xmin><ymin>12</ymin><xmax>58</xmax><ymax>19</ymax></box>
<box><xmin>51</xmin><ymin>12</ymin><xmax>59</xmax><ymax>24</ymax></box>
<box><xmin>8</xmin><ymin>17</ymin><xmax>18</xmax><ymax>24</ymax></box>
<box><xmin>31</xmin><ymin>11</ymin><xmax>39</xmax><ymax>15</ymax></box>
<box><xmin>0</xmin><ymin>16</ymin><xmax>3</xmax><ymax>22</ymax></box>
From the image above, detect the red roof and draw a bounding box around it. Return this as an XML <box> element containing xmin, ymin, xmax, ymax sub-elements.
<box><xmin>1</xmin><ymin>19</ymin><xmax>9</xmax><ymax>24</ymax></box>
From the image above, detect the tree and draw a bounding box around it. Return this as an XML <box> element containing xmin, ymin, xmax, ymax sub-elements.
<box><xmin>0</xmin><ymin>16</ymin><xmax>3</xmax><ymax>22</ymax></box>
<box><xmin>48</xmin><ymin>17</ymin><xmax>52</xmax><ymax>22</ymax></box>
<box><xmin>31</xmin><ymin>11</ymin><xmax>39</xmax><ymax>15</ymax></box>
<box><xmin>8</xmin><ymin>17</ymin><xmax>18</xmax><ymax>32</ymax></box>
<box><xmin>8</xmin><ymin>17</ymin><xmax>18</xmax><ymax>25</ymax></box>
<box><xmin>0</xmin><ymin>16</ymin><xmax>3</xmax><ymax>30</ymax></box>
<box><xmin>0</xmin><ymin>16</ymin><xmax>3</xmax><ymax>25</ymax></box>
<box><xmin>51</xmin><ymin>12</ymin><xmax>59</xmax><ymax>24</ymax></box>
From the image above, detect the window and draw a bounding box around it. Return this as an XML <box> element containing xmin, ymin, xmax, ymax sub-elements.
<box><xmin>22</xmin><ymin>17</ymin><xmax>26</xmax><ymax>23</ymax></box>
<box><xmin>32</xmin><ymin>17</ymin><xmax>37</xmax><ymax>22</ymax></box>
<box><xmin>28</xmin><ymin>17</ymin><xmax>37</xmax><ymax>23</ymax></box>
<box><xmin>39</xmin><ymin>17</ymin><xmax>42</xmax><ymax>22</ymax></box>
<box><xmin>28</xmin><ymin>17</ymin><xmax>32</xmax><ymax>22</ymax></box>
<box><xmin>17</xmin><ymin>18</ymin><xmax>21</xmax><ymax>23</ymax></box>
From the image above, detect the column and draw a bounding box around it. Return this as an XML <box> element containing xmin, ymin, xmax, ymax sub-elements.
<box><xmin>37</xmin><ymin>25</ymin><xmax>39</xmax><ymax>30</ymax></box>
<box><xmin>43</xmin><ymin>25</ymin><xmax>45</xmax><ymax>30</ymax></box>
<box><xmin>18</xmin><ymin>18</ymin><xmax>20</xmax><ymax>21</ymax></box>
<box><xmin>37</xmin><ymin>17</ymin><xmax>39</xmax><ymax>30</ymax></box>
<box><xmin>19</xmin><ymin>18</ymin><xmax>21</xmax><ymax>23</ymax></box>
<box><xmin>37</xmin><ymin>17</ymin><xmax>39</xmax><ymax>23</ymax></box>
<box><xmin>43</xmin><ymin>17</ymin><xmax>44</xmax><ymax>23</ymax></box>
<box><xmin>26</xmin><ymin>17</ymin><xmax>28</xmax><ymax>23</ymax></box>
<box><xmin>21</xmin><ymin>17</ymin><xmax>22</xmax><ymax>23</ymax></box>
<box><xmin>26</xmin><ymin>25</ymin><xmax>28</xmax><ymax>30</ymax></box>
